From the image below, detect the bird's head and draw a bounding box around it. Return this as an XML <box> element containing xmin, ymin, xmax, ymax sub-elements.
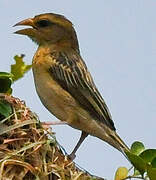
<box><xmin>14</xmin><ymin>13</ymin><xmax>79</xmax><ymax>50</ymax></box>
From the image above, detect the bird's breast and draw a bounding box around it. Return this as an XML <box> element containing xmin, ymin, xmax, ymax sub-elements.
<box><xmin>32</xmin><ymin>52</ymin><xmax>77</xmax><ymax>122</ymax></box>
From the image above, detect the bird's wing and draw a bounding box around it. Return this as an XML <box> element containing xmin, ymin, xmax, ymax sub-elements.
<box><xmin>49</xmin><ymin>50</ymin><xmax>115</xmax><ymax>130</ymax></box>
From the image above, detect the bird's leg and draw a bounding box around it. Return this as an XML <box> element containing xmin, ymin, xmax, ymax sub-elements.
<box><xmin>68</xmin><ymin>131</ymin><xmax>88</xmax><ymax>160</ymax></box>
<box><xmin>42</xmin><ymin>121</ymin><xmax>67</xmax><ymax>126</ymax></box>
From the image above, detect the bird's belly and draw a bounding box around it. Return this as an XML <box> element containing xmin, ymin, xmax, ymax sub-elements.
<box><xmin>32</xmin><ymin>66</ymin><xmax>114</xmax><ymax>146</ymax></box>
<box><xmin>32</xmin><ymin>63</ymin><xmax>109</xmax><ymax>140</ymax></box>
<box><xmin>33</xmin><ymin>67</ymin><xmax>78</xmax><ymax>122</ymax></box>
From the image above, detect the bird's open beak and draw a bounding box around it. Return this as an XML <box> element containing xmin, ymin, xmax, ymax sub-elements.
<box><xmin>13</xmin><ymin>18</ymin><xmax>36</xmax><ymax>35</ymax></box>
<box><xmin>14</xmin><ymin>18</ymin><xmax>34</xmax><ymax>27</ymax></box>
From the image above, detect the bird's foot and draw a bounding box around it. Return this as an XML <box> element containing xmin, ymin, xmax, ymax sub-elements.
<box><xmin>68</xmin><ymin>152</ymin><xmax>76</xmax><ymax>161</ymax></box>
<box><xmin>67</xmin><ymin>132</ymin><xmax>88</xmax><ymax>161</ymax></box>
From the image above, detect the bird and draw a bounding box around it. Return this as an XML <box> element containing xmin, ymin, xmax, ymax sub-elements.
<box><xmin>14</xmin><ymin>13</ymin><xmax>129</xmax><ymax>160</ymax></box>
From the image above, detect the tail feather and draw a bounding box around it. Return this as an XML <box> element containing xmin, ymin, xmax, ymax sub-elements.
<box><xmin>109</xmin><ymin>131</ymin><xmax>130</xmax><ymax>161</ymax></box>
<box><xmin>111</xmin><ymin>132</ymin><xmax>130</xmax><ymax>152</ymax></box>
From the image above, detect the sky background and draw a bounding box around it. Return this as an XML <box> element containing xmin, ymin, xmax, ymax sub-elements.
<box><xmin>1</xmin><ymin>1</ymin><xmax>156</xmax><ymax>179</ymax></box>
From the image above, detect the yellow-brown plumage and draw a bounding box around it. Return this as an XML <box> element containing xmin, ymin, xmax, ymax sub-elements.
<box><xmin>14</xmin><ymin>13</ymin><xmax>129</xmax><ymax>159</ymax></box>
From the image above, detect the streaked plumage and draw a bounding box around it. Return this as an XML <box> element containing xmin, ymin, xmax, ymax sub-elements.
<box><xmin>14</xmin><ymin>13</ymin><xmax>129</xmax><ymax>159</ymax></box>
<box><xmin>49</xmin><ymin>50</ymin><xmax>115</xmax><ymax>130</ymax></box>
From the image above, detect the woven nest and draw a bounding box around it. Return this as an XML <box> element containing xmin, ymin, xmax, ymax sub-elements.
<box><xmin>0</xmin><ymin>95</ymin><xmax>104</xmax><ymax>180</ymax></box>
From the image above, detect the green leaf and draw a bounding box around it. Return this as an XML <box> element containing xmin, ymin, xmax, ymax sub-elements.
<box><xmin>151</xmin><ymin>157</ymin><xmax>156</xmax><ymax>168</ymax></box>
<box><xmin>0</xmin><ymin>100</ymin><xmax>12</xmax><ymax>119</ymax></box>
<box><xmin>114</xmin><ymin>167</ymin><xmax>128</xmax><ymax>180</ymax></box>
<box><xmin>11</xmin><ymin>54</ymin><xmax>32</xmax><ymax>82</ymax></box>
<box><xmin>134</xmin><ymin>169</ymin><xmax>141</xmax><ymax>176</ymax></box>
<box><xmin>131</xmin><ymin>141</ymin><xmax>145</xmax><ymax>155</ymax></box>
<box><xmin>139</xmin><ymin>149</ymin><xmax>156</xmax><ymax>164</ymax></box>
<box><xmin>0</xmin><ymin>72</ymin><xmax>13</xmax><ymax>93</ymax></box>
<box><xmin>126</xmin><ymin>151</ymin><xmax>146</xmax><ymax>176</ymax></box>
<box><xmin>0</xmin><ymin>72</ymin><xmax>13</xmax><ymax>79</ymax></box>
<box><xmin>147</xmin><ymin>164</ymin><xmax>156</xmax><ymax>180</ymax></box>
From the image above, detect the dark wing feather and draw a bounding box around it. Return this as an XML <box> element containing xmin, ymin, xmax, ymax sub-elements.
<box><xmin>49</xmin><ymin>50</ymin><xmax>115</xmax><ymax>130</ymax></box>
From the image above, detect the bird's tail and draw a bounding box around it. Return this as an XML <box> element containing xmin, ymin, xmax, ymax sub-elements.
<box><xmin>108</xmin><ymin>131</ymin><xmax>130</xmax><ymax>160</ymax></box>
<box><xmin>111</xmin><ymin>131</ymin><xmax>130</xmax><ymax>152</ymax></box>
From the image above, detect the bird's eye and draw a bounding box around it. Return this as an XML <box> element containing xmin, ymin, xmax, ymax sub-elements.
<box><xmin>36</xmin><ymin>20</ymin><xmax>52</xmax><ymax>28</ymax></box>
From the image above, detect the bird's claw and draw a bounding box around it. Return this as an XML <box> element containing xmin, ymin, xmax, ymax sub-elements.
<box><xmin>68</xmin><ymin>153</ymin><xmax>76</xmax><ymax>161</ymax></box>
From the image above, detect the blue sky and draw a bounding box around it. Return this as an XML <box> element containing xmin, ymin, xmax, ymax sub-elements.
<box><xmin>1</xmin><ymin>1</ymin><xmax>156</xmax><ymax>179</ymax></box>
